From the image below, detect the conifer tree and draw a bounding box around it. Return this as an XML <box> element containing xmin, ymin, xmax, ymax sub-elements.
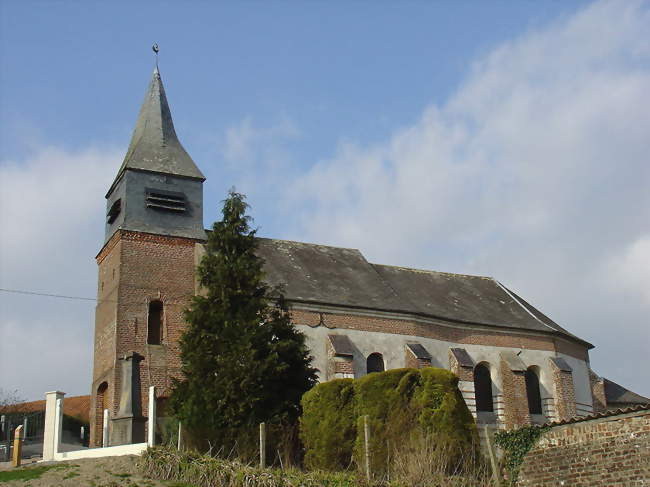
<box><xmin>170</xmin><ymin>190</ymin><xmax>317</xmax><ymax>437</ymax></box>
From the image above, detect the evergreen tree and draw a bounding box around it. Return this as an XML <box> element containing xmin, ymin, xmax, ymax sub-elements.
<box><xmin>170</xmin><ymin>190</ymin><xmax>317</xmax><ymax>438</ymax></box>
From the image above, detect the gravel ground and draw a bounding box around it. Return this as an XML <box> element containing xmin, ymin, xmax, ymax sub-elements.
<box><xmin>0</xmin><ymin>455</ymin><xmax>187</xmax><ymax>487</ymax></box>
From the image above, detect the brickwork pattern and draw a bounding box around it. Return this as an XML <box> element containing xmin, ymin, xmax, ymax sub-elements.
<box><xmin>518</xmin><ymin>409</ymin><xmax>650</xmax><ymax>486</ymax></box>
<box><xmin>448</xmin><ymin>351</ymin><xmax>474</xmax><ymax>381</ymax></box>
<box><xmin>405</xmin><ymin>349</ymin><xmax>431</xmax><ymax>369</ymax></box>
<box><xmin>500</xmin><ymin>359</ymin><xmax>530</xmax><ymax>429</ymax></box>
<box><xmin>90</xmin><ymin>230</ymin><xmax>198</xmax><ymax>446</ymax></box>
<box><xmin>550</xmin><ymin>359</ymin><xmax>577</xmax><ymax>421</ymax></box>
<box><xmin>589</xmin><ymin>369</ymin><xmax>607</xmax><ymax>413</ymax></box>
<box><xmin>291</xmin><ymin>309</ymin><xmax>589</xmax><ymax>362</ymax></box>
<box><xmin>334</xmin><ymin>361</ymin><xmax>354</xmax><ymax>375</ymax></box>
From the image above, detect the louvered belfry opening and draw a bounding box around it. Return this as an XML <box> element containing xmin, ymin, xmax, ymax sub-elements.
<box><xmin>145</xmin><ymin>189</ymin><xmax>186</xmax><ymax>212</ymax></box>
<box><xmin>147</xmin><ymin>300</ymin><xmax>164</xmax><ymax>345</ymax></box>
<box><xmin>106</xmin><ymin>198</ymin><xmax>121</xmax><ymax>223</ymax></box>
<box><xmin>474</xmin><ymin>363</ymin><xmax>494</xmax><ymax>412</ymax></box>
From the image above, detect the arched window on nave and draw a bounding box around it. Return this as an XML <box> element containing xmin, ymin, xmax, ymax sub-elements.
<box><xmin>525</xmin><ymin>367</ymin><xmax>543</xmax><ymax>415</ymax></box>
<box><xmin>366</xmin><ymin>353</ymin><xmax>385</xmax><ymax>374</ymax></box>
<box><xmin>474</xmin><ymin>363</ymin><xmax>494</xmax><ymax>412</ymax></box>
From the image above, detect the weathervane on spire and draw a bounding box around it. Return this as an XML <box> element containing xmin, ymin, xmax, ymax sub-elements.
<box><xmin>152</xmin><ymin>43</ymin><xmax>159</xmax><ymax>70</ymax></box>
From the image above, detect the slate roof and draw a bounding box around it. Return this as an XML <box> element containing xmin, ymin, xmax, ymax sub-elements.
<box><xmin>256</xmin><ymin>238</ymin><xmax>593</xmax><ymax>347</ymax></box>
<box><xmin>328</xmin><ymin>335</ymin><xmax>355</xmax><ymax>357</ymax></box>
<box><xmin>109</xmin><ymin>68</ymin><xmax>204</xmax><ymax>194</ymax></box>
<box><xmin>604</xmin><ymin>378</ymin><xmax>650</xmax><ymax>405</ymax></box>
<box><xmin>406</xmin><ymin>343</ymin><xmax>432</xmax><ymax>360</ymax></box>
<box><xmin>450</xmin><ymin>348</ymin><xmax>474</xmax><ymax>368</ymax></box>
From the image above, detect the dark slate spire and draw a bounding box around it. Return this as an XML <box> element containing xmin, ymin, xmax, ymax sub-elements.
<box><xmin>110</xmin><ymin>67</ymin><xmax>205</xmax><ymax>190</ymax></box>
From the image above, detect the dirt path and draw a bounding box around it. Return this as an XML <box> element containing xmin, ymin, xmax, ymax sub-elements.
<box><xmin>0</xmin><ymin>455</ymin><xmax>186</xmax><ymax>487</ymax></box>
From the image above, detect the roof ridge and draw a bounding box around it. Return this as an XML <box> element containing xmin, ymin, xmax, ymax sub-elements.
<box><xmin>372</xmin><ymin>262</ymin><xmax>493</xmax><ymax>280</ymax></box>
<box><xmin>258</xmin><ymin>236</ymin><xmax>361</xmax><ymax>252</ymax></box>
<box><xmin>492</xmin><ymin>279</ymin><xmax>559</xmax><ymax>333</ymax></box>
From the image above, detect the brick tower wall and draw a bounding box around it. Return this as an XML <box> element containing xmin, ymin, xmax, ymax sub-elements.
<box><xmin>89</xmin><ymin>230</ymin><xmax>199</xmax><ymax>446</ymax></box>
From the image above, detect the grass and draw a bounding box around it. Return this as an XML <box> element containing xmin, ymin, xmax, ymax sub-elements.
<box><xmin>112</xmin><ymin>472</ymin><xmax>133</xmax><ymax>478</ymax></box>
<box><xmin>0</xmin><ymin>463</ymin><xmax>70</xmax><ymax>482</ymax></box>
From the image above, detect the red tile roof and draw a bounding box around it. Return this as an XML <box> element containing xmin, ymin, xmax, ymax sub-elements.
<box><xmin>3</xmin><ymin>395</ymin><xmax>91</xmax><ymax>423</ymax></box>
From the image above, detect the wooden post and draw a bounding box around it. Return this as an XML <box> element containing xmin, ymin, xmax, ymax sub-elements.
<box><xmin>177</xmin><ymin>421</ymin><xmax>182</xmax><ymax>451</ymax></box>
<box><xmin>12</xmin><ymin>425</ymin><xmax>23</xmax><ymax>467</ymax></box>
<box><xmin>364</xmin><ymin>415</ymin><xmax>371</xmax><ymax>482</ymax></box>
<box><xmin>483</xmin><ymin>426</ymin><xmax>502</xmax><ymax>487</ymax></box>
<box><xmin>259</xmin><ymin>422</ymin><xmax>266</xmax><ymax>469</ymax></box>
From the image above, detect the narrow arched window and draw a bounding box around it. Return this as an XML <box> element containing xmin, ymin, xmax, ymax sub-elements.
<box><xmin>366</xmin><ymin>353</ymin><xmax>385</xmax><ymax>374</ymax></box>
<box><xmin>147</xmin><ymin>300</ymin><xmax>163</xmax><ymax>345</ymax></box>
<box><xmin>474</xmin><ymin>363</ymin><xmax>494</xmax><ymax>412</ymax></box>
<box><xmin>525</xmin><ymin>367</ymin><xmax>543</xmax><ymax>415</ymax></box>
<box><xmin>96</xmin><ymin>382</ymin><xmax>108</xmax><ymax>447</ymax></box>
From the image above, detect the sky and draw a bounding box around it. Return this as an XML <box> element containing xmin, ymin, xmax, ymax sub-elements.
<box><xmin>0</xmin><ymin>0</ymin><xmax>648</xmax><ymax>401</ymax></box>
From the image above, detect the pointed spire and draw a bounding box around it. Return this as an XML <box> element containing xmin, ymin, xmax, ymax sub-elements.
<box><xmin>111</xmin><ymin>68</ymin><xmax>205</xmax><ymax>188</ymax></box>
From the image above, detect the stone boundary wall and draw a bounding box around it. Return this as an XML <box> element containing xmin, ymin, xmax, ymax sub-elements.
<box><xmin>517</xmin><ymin>407</ymin><xmax>650</xmax><ymax>486</ymax></box>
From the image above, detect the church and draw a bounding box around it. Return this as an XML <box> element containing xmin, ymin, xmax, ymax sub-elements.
<box><xmin>89</xmin><ymin>67</ymin><xmax>648</xmax><ymax>447</ymax></box>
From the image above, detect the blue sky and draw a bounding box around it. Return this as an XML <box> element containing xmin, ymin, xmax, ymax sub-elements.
<box><xmin>1</xmin><ymin>0</ymin><xmax>648</xmax><ymax>401</ymax></box>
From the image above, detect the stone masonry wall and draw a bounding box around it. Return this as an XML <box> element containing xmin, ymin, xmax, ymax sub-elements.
<box><xmin>518</xmin><ymin>408</ymin><xmax>650</xmax><ymax>486</ymax></box>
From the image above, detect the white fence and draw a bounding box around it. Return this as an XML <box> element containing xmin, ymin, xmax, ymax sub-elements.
<box><xmin>41</xmin><ymin>386</ymin><xmax>156</xmax><ymax>462</ymax></box>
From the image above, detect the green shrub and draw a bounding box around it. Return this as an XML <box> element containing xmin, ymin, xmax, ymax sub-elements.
<box><xmin>353</xmin><ymin>368</ymin><xmax>419</xmax><ymax>474</ymax></box>
<box><xmin>300</xmin><ymin>378</ymin><xmax>356</xmax><ymax>471</ymax></box>
<box><xmin>301</xmin><ymin>367</ymin><xmax>479</xmax><ymax>476</ymax></box>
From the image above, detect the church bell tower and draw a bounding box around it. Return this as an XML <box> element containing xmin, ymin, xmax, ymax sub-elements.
<box><xmin>90</xmin><ymin>66</ymin><xmax>206</xmax><ymax>447</ymax></box>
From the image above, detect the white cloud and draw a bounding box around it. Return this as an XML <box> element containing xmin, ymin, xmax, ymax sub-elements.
<box><xmin>604</xmin><ymin>235</ymin><xmax>650</xmax><ymax>305</ymax></box>
<box><xmin>1</xmin><ymin>0</ymin><xmax>648</xmax><ymax>404</ymax></box>
<box><xmin>0</xmin><ymin>146</ymin><xmax>120</xmax><ymax>399</ymax></box>
<box><xmin>221</xmin><ymin>116</ymin><xmax>299</xmax><ymax>168</ymax></box>
<box><xmin>283</xmin><ymin>0</ymin><xmax>650</xmax><ymax>395</ymax></box>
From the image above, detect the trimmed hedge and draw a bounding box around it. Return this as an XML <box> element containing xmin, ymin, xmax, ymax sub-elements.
<box><xmin>300</xmin><ymin>379</ymin><xmax>356</xmax><ymax>471</ymax></box>
<box><xmin>300</xmin><ymin>368</ymin><xmax>478</xmax><ymax>474</ymax></box>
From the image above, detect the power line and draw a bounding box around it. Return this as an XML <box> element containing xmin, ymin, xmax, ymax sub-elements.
<box><xmin>0</xmin><ymin>288</ymin><xmax>99</xmax><ymax>302</ymax></box>
<box><xmin>0</xmin><ymin>286</ymin><xmax>195</xmax><ymax>305</ymax></box>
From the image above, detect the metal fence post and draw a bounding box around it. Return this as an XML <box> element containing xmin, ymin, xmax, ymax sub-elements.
<box><xmin>259</xmin><ymin>422</ymin><xmax>266</xmax><ymax>469</ymax></box>
<box><xmin>177</xmin><ymin>421</ymin><xmax>183</xmax><ymax>451</ymax></box>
